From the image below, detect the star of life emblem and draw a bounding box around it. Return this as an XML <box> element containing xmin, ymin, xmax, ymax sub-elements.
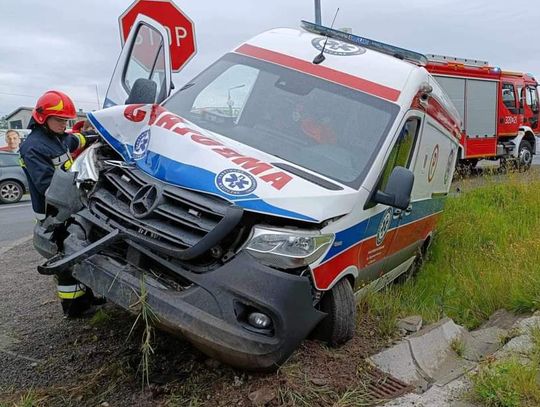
<box><xmin>376</xmin><ymin>208</ymin><xmax>393</xmax><ymax>246</ymax></box>
<box><xmin>133</xmin><ymin>128</ymin><xmax>151</xmax><ymax>160</ymax></box>
<box><xmin>311</xmin><ymin>37</ymin><xmax>366</xmax><ymax>56</ymax></box>
<box><xmin>215</xmin><ymin>169</ymin><xmax>257</xmax><ymax>196</ymax></box>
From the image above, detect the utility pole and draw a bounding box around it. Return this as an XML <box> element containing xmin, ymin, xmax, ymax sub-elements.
<box><xmin>314</xmin><ymin>0</ymin><xmax>321</xmax><ymax>24</ymax></box>
<box><xmin>95</xmin><ymin>84</ymin><xmax>101</xmax><ymax>110</ymax></box>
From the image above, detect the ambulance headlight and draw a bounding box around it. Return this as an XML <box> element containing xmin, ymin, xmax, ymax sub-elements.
<box><xmin>245</xmin><ymin>227</ymin><xmax>334</xmax><ymax>269</ymax></box>
<box><xmin>70</xmin><ymin>142</ymin><xmax>100</xmax><ymax>183</ymax></box>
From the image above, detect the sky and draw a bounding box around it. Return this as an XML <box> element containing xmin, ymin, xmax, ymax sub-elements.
<box><xmin>1</xmin><ymin>0</ymin><xmax>540</xmax><ymax>120</ymax></box>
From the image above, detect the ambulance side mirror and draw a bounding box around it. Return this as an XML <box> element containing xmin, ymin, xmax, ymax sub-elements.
<box><xmin>373</xmin><ymin>166</ymin><xmax>414</xmax><ymax>210</ymax></box>
<box><xmin>125</xmin><ymin>78</ymin><xmax>157</xmax><ymax>105</ymax></box>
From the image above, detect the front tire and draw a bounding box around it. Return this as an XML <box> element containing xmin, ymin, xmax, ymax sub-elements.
<box><xmin>0</xmin><ymin>180</ymin><xmax>23</xmax><ymax>204</ymax></box>
<box><xmin>312</xmin><ymin>278</ymin><xmax>356</xmax><ymax>346</ymax></box>
<box><xmin>517</xmin><ymin>140</ymin><xmax>533</xmax><ymax>171</ymax></box>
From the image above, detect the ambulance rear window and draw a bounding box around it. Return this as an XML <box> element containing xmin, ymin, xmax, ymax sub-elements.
<box><xmin>165</xmin><ymin>53</ymin><xmax>399</xmax><ymax>189</ymax></box>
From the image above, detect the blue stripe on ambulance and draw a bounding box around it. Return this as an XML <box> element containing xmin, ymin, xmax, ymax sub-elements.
<box><xmin>322</xmin><ymin>196</ymin><xmax>446</xmax><ymax>262</ymax></box>
<box><xmin>89</xmin><ymin>113</ymin><xmax>316</xmax><ymax>222</ymax></box>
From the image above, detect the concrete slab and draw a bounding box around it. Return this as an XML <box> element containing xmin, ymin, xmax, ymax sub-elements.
<box><xmin>497</xmin><ymin>335</ymin><xmax>534</xmax><ymax>357</ymax></box>
<box><xmin>480</xmin><ymin>309</ymin><xmax>521</xmax><ymax>330</ymax></box>
<box><xmin>397</xmin><ymin>315</ymin><xmax>423</xmax><ymax>333</ymax></box>
<box><xmin>383</xmin><ymin>376</ymin><xmax>477</xmax><ymax>406</ymax></box>
<box><xmin>463</xmin><ymin>327</ymin><xmax>507</xmax><ymax>362</ymax></box>
<box><xmin>516</xmin><ymin>316</ymin><xmax>540</xmax><ymax>333</ymax></box>
<box><xmin>369</xmin><ymin>340</ymin><xmax>430</xmax><ymax>391</ymax></box>
<box><xmin>407</xmin><ymin>318</ymin><xmax>467</xmax><ymax>378</ymax></box>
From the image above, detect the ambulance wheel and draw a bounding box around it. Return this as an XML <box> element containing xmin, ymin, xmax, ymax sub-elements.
<box><xmin>517</xmin><ymin>140</ymin><xmax>533</xmax><ymax>171</ymax></box>
<box><xmin>312</xmin><ymin>278</ymin><xmax>356</xmax><ymax>346</ymax></box>
<box><xmin>0</xmin><ymin>180</ymin><xmax>23</xmax><ymax>204</ymax></box>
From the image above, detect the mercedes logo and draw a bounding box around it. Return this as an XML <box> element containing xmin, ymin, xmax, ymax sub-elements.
<box><xmin>129</xmin><ymin>184</ymin><xmax>162</xmax><ymax>219</ymax></box>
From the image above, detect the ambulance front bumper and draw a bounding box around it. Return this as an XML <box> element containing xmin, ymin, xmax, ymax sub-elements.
<box><xmin>70</xmin><ymin>245</ymin><xmax>324</xmax><ymax>371</ymax></box>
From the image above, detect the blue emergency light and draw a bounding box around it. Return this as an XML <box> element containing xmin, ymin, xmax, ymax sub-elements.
<box><xmin>301</xmin><ymin>20</ymin><xmax>428</xmax><ymax>66</ymax></box>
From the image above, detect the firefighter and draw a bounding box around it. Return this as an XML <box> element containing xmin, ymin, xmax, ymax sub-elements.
<box><xmin>19</xmin><ymin>90</ymin><xmax>96</xmax><ymax>317</ymax></box>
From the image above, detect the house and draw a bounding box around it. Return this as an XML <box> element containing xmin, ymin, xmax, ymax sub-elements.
<box><xmin>3</xmin><ymin>107</ymin><xmax>88</xmax><ymax>130</ymax></box>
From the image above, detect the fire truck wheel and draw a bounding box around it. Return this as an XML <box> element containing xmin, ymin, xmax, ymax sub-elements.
<box><xmin>312</xmin><ymin>278</ymin><xmax>356</xmax><ymax>346</ymax></box>
<box><xmin>517</xmin><ymin>140</ymin><xmax>533</xmax><ymax>171</ymax></box>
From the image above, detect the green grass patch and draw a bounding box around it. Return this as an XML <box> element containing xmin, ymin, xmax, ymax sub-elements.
<box><xmin>366</xmin><ymin>175</ymin><xmax>540</xmax><ymax>333</ymax></box>
<box><xmin>470</xmin><ymin>358</ymin><xmax>540</xmax><ymax>407</ymax></box>
<box><xmin>89</xmin><ymin>308</ymin><xmax>112</xmax><ymax>326</ymax></box>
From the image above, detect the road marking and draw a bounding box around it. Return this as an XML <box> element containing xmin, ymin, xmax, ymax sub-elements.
<box><xmin>0</xmin><ymin>202</ymin><xmax>32</xmax><ymax>209</ymax></box>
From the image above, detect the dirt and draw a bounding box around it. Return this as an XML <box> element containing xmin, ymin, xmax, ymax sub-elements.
<box><xmin>0</xmin><ymin>241</ymin><xmax>393</xmax><ymax>407</ymax></box>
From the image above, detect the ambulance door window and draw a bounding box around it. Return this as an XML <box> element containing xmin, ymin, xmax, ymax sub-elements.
<box><xmin>378</xmin><ymin>118</ymin><xmax>421</xmax><ymax>191</ymax></box>
<box><xmin>502</xmin><ymin>83</ymin><xmax>518</xmax><ymax>114</ymax></box>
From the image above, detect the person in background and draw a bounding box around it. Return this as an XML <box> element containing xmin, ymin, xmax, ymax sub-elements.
<box><xmin>19</xmin><ymin>90</ymin><xmax>99</xmax><ymax>318</ymax></box>
<box><xmin>0</xmin><ymin>129</ymin><xmax>21</xmax><ymax>152</ymax></box>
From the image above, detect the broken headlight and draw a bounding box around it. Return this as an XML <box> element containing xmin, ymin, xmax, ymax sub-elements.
<box><xmin>245</xmin><ymin>227</ymin><xmax>334</xmax><ymax>269</ymax></box>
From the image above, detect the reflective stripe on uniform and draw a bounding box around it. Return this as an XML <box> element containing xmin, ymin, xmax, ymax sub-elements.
<box><xmin>57</xmin><ymin>283</ymin><xmax>86</xmax><ymax>299</ymax></box>
<box><xmin>19</xmin><ymin>157</ymin><xmax>26</xmax><ymax>168</ymax></box>
<box><xmin>73</xmin><ymin>133</ymin><xmax>87</xmax><ymax>149</ymax></box>
<box><xmin>51</xmin><ymin>153</ymin><xmax>71</xmax><ymax>166</ymax></box>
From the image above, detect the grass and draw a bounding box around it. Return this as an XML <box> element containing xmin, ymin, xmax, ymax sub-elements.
<box><xmin>365</xmin><ymin>174</ymin><xmax>540</xmax><ymax>333</ymax></box>
<box><xmin>451</xmin><ymin>338</ymin><xmax>466</xmax><ymax>358</ymax></box>
<box><xmin>470</xmin><ymin>358</ymin><xmax>540</xmax><ymax>407</ymax></box>
<box><xmin>128</xmin><ymin>275</ymin><xmax>159</xmax><ymax>389</ymax></box>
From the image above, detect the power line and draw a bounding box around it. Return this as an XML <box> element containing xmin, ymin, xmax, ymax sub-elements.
<box><xmin>0</xmin><ymin>91</ymin><xmax>98</xmax><ymax>105</ymax></box>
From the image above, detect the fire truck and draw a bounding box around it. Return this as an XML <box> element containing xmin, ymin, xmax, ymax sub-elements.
<box><xmin>426</xmin><ymin>54</ymin><xmax>538</xmax><ymax>171</ymax></box>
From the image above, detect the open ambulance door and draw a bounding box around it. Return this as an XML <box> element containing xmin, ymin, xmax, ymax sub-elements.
<box><xmin>104</xmin><ymin>15</ymin><xmax>172</xmax><ymax>108</ymax></box>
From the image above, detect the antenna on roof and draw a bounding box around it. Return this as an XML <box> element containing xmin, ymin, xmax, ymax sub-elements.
<box><xmin>312</xmin><ymin>8</ymin><xmax>340</xmax><ymax>65</ymax></box>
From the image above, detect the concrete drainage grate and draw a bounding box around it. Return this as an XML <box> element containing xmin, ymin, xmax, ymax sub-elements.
<box><xmin>363</xmin><ymin>368</ymin><xmax>413</xmax><ymax>403</ymax></box>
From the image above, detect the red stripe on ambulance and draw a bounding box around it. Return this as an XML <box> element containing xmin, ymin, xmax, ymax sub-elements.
<box><xmin>312</xmin><ymin>212</ymin><xmax>441</xmax><ymax>290</ymax></box>
<box><xmin>235</xmin><ymin>43</ymin><xmax>401</xmax><ymax>102</ymax></box>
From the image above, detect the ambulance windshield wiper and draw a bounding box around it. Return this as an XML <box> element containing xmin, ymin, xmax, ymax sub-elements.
<box><xmin>179</xmin><ymin>82</ymin><xmax>195</xmax><ymax>92</ymax></box>
<box><xmin>272</xmin><ymin>162</ymin><xmax>343</xmax><ymax>191</ymax></box>
<box><xmin>312</xmin><ymin>8</ymin><xmax>340</xmax><ymax>65</ymax></box>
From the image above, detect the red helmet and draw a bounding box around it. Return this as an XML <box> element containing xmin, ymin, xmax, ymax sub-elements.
<box><xmin>32</xmin><ymin>90</ymin><xmax>77</xmax><ymax>125</ymax></box>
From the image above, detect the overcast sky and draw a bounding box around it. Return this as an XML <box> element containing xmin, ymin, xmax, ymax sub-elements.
<box><xmin>1</xmin><ymin>0</ymin><xmax>540</xmax><ymax>119</ymax></box>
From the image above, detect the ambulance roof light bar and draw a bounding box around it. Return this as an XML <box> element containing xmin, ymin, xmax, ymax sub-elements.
<box><xmin>301</xmin><ymin>20</ymin><xmax>428</xmax><ymax>66</ymax></box>
<box><xmin>426</xmin><ymin>54</ymin><xmax>490</xmax><ymax>67</ymax></box>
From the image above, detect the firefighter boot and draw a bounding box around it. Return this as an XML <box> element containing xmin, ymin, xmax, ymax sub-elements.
<box><xmin>56</xmin><ymin>269</ymin><xmax>94</xmax><ymax>318</ymax></box>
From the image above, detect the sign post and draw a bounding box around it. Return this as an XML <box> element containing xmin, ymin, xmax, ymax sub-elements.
<box><xmin>119</xmin><ymin>0</ymin><xmax>196</xmax><ymax>72</ymax></box>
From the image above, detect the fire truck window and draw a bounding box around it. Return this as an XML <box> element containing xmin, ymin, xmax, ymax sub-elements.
<box><xmin>502</xmin><ymin>83</ymin><xmax>517</xmax><ymax>113</ymax></box>
<box><xmin>527</xmin><ymin>87</ymin><xmax>539</xmax><ymax>112</ymax></box>
<box><xmin>378</xmin><ymin>118</ymin><xmax>420</xmax><ymax>191</ymax></box>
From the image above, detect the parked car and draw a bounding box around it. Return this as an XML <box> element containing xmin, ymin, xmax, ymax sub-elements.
<box><xmin>35</xmin><ymin>17</ymin><xmax>461</xmax><ymax>370</ymax></box>
<box><xmin>0</xmin><ymin>152</ymin><xmax>27</xmax><ymax>204</ymax></box>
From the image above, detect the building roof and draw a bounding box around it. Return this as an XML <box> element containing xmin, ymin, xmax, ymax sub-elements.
<box><xmin>4</xmin><ymin>106</ymin><xmax>33</xmax><ymax>120</ymax></box>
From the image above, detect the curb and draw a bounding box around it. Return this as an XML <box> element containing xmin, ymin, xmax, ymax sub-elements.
<box><xmin>0</xmin><ymin>234</ymin><xmax>33</xmax><ymax>257</ymax></box>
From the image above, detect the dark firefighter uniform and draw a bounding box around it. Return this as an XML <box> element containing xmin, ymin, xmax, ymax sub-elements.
<box><xmin>19</xmin><ymin>126</ymin><xmax>93</xmax><ymax>316</ymax></box>
<box><xmin>19</xmin><ymin>126</ymin><xmax>85</xmax><ymax>218</ymax></box>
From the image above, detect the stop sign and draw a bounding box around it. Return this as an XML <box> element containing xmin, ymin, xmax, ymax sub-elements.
<box><xmin>119</xmin><ymin>0</ymin><xmax>196</xmax><ymax>72</ymax></box>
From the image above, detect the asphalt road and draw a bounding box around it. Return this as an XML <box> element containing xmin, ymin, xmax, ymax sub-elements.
<box><xmin>0</xmin><ymin>196</ymin><xmax>34</xmax><ymax>248</ymax></box>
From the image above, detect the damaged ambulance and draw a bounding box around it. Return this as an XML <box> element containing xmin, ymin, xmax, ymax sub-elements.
<box><xmin>36</xmin><ymin>17</ymin><xmax>461</xmax><ymax>370</ymax></box>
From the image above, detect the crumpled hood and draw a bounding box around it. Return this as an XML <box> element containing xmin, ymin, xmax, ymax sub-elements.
<box><xmin>88</xmin><ymin>104</ymin><xmax>359</xmax><ymax>223</ymax></box>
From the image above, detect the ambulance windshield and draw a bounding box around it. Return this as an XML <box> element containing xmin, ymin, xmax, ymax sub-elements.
<box><xmin>164</xmin><ymin>53</ymin><xmax>399</xmax><ymax>189</ymax></box>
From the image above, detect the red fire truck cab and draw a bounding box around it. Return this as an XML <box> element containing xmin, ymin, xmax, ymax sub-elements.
<box><xmin>426</xmin><ymin>54</ymin><xmax>538</xmax><ymax>170</ymax></box>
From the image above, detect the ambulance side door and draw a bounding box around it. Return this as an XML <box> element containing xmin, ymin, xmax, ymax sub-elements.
<box><xmin>104</xmin><ymin>15</ymin><xmax>172</xmax><ymax>108</ymax></box>
<box><xmin>367</xmin><ymin>114</ymin><xmax>424</xmax><ymax>275</ymax></box>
